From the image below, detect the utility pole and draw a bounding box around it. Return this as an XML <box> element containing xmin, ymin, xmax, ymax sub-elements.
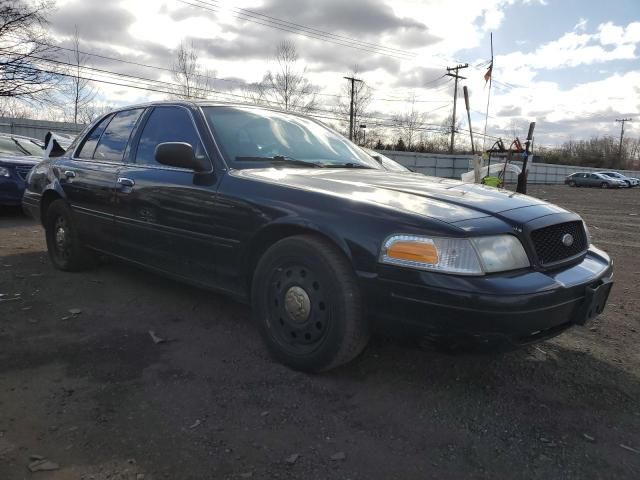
<box><xmin>616</xmin><ymin>118</ymin><xmax>632</xmax><ymax>167</ymax></box>
<box><xmin>344</xmin><ymin>75</ymin><xmax>363</xmax><ymax>141</ymax></box>
<box><xmin>483</xmin><ymin>32</ymin><xmax>494</xmax><ymax>151</ymax></box>
<box><xmin>360</xmin><ymin>124</ymin><xmax>367</xmax><ymax>146</ymax></box>
<box><xmin>463</xmin><ymin>86</ymin><xmax>474</xmax><ymax>154</ymax></box>
<box><xmin>446</xmin><ymin>63</ymin><xmax>468</xmax><ymax>153</ymax></box>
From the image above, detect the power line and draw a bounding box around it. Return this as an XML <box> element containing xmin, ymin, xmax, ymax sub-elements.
<box><xmin>11</xmin><ymin>34</ymin><xmax>451</xmax><ymax>106</ymax></box>
<box><xmin>193</xmin><ymin>0</ymin><xmax>416</xmax><ymax>58</ymax></box>
<box><xmin>176</xmin><ymin>0</ymin><xmax>415</xmax><ymax>60</ymax></box>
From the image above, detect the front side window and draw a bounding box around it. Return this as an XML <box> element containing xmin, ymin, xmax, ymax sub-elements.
<box><xmin>202</xmin><ymin>106</ymin><xmax>380</xmax><ymax>170</ymax></box>
<box><xmin>135</xmin><ymin>106</ymin><xmax>204</xmax><ymax>165</ymax></box>
<box><xmin>93</xmin><ymin>109</ymin><xmax>144</xmax><ymax>162</ymax></box>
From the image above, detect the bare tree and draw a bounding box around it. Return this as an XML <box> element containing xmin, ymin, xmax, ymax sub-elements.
<box><xmin>0</xmin><ymin>0</ymin><xmax>59</xmax><ymax>102</ymax></box>
<box><xmin>64</xmin><ymin>26</ymin><xmax>96</xmax><ymax>126</ymax></box>
<box><xmin>171</xmin><ymin>41</ymin><xmax>214</xmax><ymax>100</ymax></box>
<box><xmin>78</xmin><ymin>101</ymin><xmax>113</xmax><ymax>124</ymax></box>
<box><xmin>392</xmin><ymin>95</ymin><xmax>426</xmax><ymax>150</ymax></box>
<box><xmin>336</xmin><ymin>66</ymin><xmax>372</xmax><ymax>144</ymax></box>
<box><xmin>261</xmin><ymin>40</ymin><xmax>316</xmax><ymax>112</ymax></box>
<box><xmin>0</xmin><ymin>97</ymin><xmax>31</xmax><ymax>117</ymax></box>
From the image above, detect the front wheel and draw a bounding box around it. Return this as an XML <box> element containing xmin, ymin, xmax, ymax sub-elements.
<box><xmin>45</xmin><ymin>199</ymin><xmax>95</xmax><ymax>271</ymax></box>
<box><xmin>251</xmin><ymin>235</ymin><xmax>370</xmax><ymax>372</ymax></box>
<box><xmin>568</xmin><ymin>180</ymin><xmax>576</xmax><ymax>187</ymax></box>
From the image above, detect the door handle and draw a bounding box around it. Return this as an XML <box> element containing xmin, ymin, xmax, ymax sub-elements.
<box><xmin>117</xmin><ymin>177</ymin><xmax>135</xmax><ymax>188</ymax></box>
<box><xmin>64</xmin><ymin>170</ymin><xmax>76</xmax><ymax>178</ymax></box>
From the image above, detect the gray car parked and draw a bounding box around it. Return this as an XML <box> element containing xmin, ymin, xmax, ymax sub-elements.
<box><xmin>565</xmin><ymin>172</ymin><xmax>627</xmax><ymax>189</ymax></box>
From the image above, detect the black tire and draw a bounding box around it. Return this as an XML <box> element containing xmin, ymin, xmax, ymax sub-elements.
<box><xmin>44</xmin><ymin>199</ymin><xmax>95</xmax><ymax>271</ymax></box>
<box><xmin>600</xmin><ymin>182</ymin><xmax>609</xmax><ymax>189</ymax></box>
<box><xmin>568</xmin><ymin>180</ymin><xmax>576</xmax><ymax>187</ymax></box>
<box><xmin>251</xmin><ymin>235</ymin><xmax>370</xmax><ymax>372</ymax></box>
<box><xmin>625</xmin><ymin>180</ymin><xmax>631</xmax><ymax>188</ymax></box>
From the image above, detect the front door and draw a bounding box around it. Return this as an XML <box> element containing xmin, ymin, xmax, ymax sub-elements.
<box><xmin>113</xmin><ymin>106</ymin><xmax>234</xmax><ymax>291</ymax></box>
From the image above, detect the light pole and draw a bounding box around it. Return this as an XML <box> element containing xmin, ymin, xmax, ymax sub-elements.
<box><xmin>360</xmin><ymin>124</ymin><xmax>367</xmax><ymax>146</ymax></box>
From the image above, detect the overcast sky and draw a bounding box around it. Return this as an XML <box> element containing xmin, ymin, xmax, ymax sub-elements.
<box><xmin>47</xmin><ymin>0</ymin><xmax>640</xmax><ymax>145</ymax></box>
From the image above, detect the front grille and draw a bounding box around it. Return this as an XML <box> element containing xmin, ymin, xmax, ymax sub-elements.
<box><xmin>530</xmin><ymin>221</ymin><xmax>588</xmax><ymax>266</ymax></box>
<box><xmin>15</xmin><ymin>165</ymin><xmax>32</xmax><ymax>180</ymax></box>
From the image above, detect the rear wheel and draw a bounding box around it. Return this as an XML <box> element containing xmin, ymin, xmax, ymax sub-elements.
<box><xmin>251</xmin><ymin>235</ymin><xmax>370</xmax><ymax>372</ymax></box>
<box><xmin>600</xmin><ymin>182</ymin><xmax>609</xmax><ymax>189</ymax></box>
<box><xmin>45</xmin><ymin>199</ymin><xmax>95</xmax><ymax>271</ymax></box>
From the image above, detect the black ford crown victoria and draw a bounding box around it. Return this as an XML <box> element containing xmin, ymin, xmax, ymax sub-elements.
<box><xmin>23</xmin><ymin>102</ymin><xmax>613</xmax><ymax>372</ymax></box>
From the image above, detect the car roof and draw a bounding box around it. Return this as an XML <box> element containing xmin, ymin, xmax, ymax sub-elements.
<box><xmin>104</xmin><ymin>100</ymin><xmax>312</xmax><ymax>119</ymax></box>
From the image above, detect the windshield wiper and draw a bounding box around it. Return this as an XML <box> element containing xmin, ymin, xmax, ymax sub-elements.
<box><xmin>326</xmin><ymin>162</ymin><xmax>373</xmax><ymax>169</ymax></box>
<box><xmin>236</xmin><ymin>155</ymin><xmax>326</xmax><ymax>168</ymax></box>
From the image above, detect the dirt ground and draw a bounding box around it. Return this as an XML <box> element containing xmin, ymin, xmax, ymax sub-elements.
<box><xmin>1</xmin><ymin>185</ymin><xmax>639</xmax><ymax>480</ymax></box>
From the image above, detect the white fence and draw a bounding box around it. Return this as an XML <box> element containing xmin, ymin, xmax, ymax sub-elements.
<box><xmin>0</xmin><ymin>117</ymin><xmax>84</xmax><ymax>141</ymax></box>
<box><xmin>379</xmin><ymin>150</ymin><xmax>640</xmax><ymax>185</ymax></box>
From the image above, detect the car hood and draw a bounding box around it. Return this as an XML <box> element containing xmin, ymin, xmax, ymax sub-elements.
<box><xmin>0</xmin><ymin>154</ymin><xmax>42</xmax><ymax>166</ymax></box>
<box><xmin>232</xmin><ymin>168</ymin><xmax>570</xmax><ymax>225</ymax></box>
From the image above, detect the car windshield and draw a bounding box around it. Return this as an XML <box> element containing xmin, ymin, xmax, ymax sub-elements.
<box><xmin>14</xmin><ymin>138</ymin><xmax>43</xmax><ymax>156</ymax></box>
<box><xmin>0</xmin><ymin>136</ymin><xmax>43</xmax><ymax>156</ymax></box>
<box><xmin>202</xmin><ymin>106</ymin><xmax>381</xmax><ymax>169</ymax></box>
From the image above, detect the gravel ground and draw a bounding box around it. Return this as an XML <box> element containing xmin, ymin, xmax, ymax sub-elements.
<box><xmin>1</xmin><ymin>185</ymin><xmax>639</xmax><ymax>480</ymax></box>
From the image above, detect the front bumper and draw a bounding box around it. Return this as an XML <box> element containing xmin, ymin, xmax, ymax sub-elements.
<box><xmin>361</xmin><ymin>246</ymin><xmax>613</xmax><ymax>346</ymax></box>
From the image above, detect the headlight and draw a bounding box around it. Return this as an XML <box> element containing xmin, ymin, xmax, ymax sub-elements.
<box><xmin>380</xmin><ymin>234</ymin><xmax>529</xmax><ymax>275</ymax></box>
<box><xmin>0</xmin><ymin>166</ymin><xmax>10</xmax><ymax>177</ymax></box>
<box><xmin>470</xmin><ymin>235</ymin><xmax>530</xmax><ymax>273</ymax></box>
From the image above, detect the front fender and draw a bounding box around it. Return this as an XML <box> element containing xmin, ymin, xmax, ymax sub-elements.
<box><xmin>243</xmin><ymin>216</ymin><xmax>354</xmax><ymax>274</ymax></box>
<box><xmin>22</xmin><ymin>160</ymin><xmax>67</xmax><ymax>223</ymax></box>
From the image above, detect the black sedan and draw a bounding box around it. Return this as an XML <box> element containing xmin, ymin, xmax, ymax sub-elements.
<box><xmin>23</xmin><ymin>102</ymin><xmax>613</xmax><ymax>372</ymax></box>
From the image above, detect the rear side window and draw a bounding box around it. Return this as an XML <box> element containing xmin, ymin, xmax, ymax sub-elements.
<box><xmin>93</xmin><ymin>109</ymin><xmax>144</xmax><ymax>162</ymax></box>
<box><xmin>76</xmin><ymin>114</ymin><xmax>113</xmax><ymax>159</ymax></box>
<box><xmin>135</xmin><ymin>106</ymin><xmax>203</xmax><ymax>166</ymax></box>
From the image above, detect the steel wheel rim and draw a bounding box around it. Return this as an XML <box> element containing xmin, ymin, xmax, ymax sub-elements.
<box><xmin>53</xmin><ymin>216</ymin><xmax>71</xmax><ymax>261</ymax></box>
<box><xmin>267</xmin><ymin>263</ymin><xmax>330</xmax><ymax>355</ymax></box>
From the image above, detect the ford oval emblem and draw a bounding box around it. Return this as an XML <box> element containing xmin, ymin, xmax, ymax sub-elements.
<box><xmin>562</xmin><ymin>233</ymin><xmax>574</xmax><ymax>247</ymax></box>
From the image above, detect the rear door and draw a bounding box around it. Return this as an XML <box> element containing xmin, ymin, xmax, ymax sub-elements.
<box><xmin>57</xmin><ymin>109</ymin><xmax>144</xmax><ymax>251</ymax></box>
<box><xmin>113</xmin><ymin>106</ymin><xmax>233</xmax><ymax>290</ymax></box>
<box><xmin>575</xmin><ymin>173</ymin><xmax>588</xmax><ymax>186</ymax></box>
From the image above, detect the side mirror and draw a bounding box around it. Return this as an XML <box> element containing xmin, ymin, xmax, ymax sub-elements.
<box><xmin>154</xmin><ymin>142</ymin><xmax>207</xmax><ymax>172</ymax></box>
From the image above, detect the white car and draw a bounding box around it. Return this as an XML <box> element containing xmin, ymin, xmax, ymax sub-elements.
<box><xmin>598</xmin><ymin>171</ymin><xmax>639</xmax><ymax>188</ymax></box>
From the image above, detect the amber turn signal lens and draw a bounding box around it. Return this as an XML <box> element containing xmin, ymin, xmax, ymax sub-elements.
<box><xmin>386</xmin><ymin>241</ymin><xmax>439</xmax><ymax>264</ymax></box>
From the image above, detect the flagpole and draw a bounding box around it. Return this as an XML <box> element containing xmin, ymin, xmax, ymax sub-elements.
<box><xmin>482</xmin><ymin>32</ymin><xmax>493</xmax><ymax>151</ymax></box>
